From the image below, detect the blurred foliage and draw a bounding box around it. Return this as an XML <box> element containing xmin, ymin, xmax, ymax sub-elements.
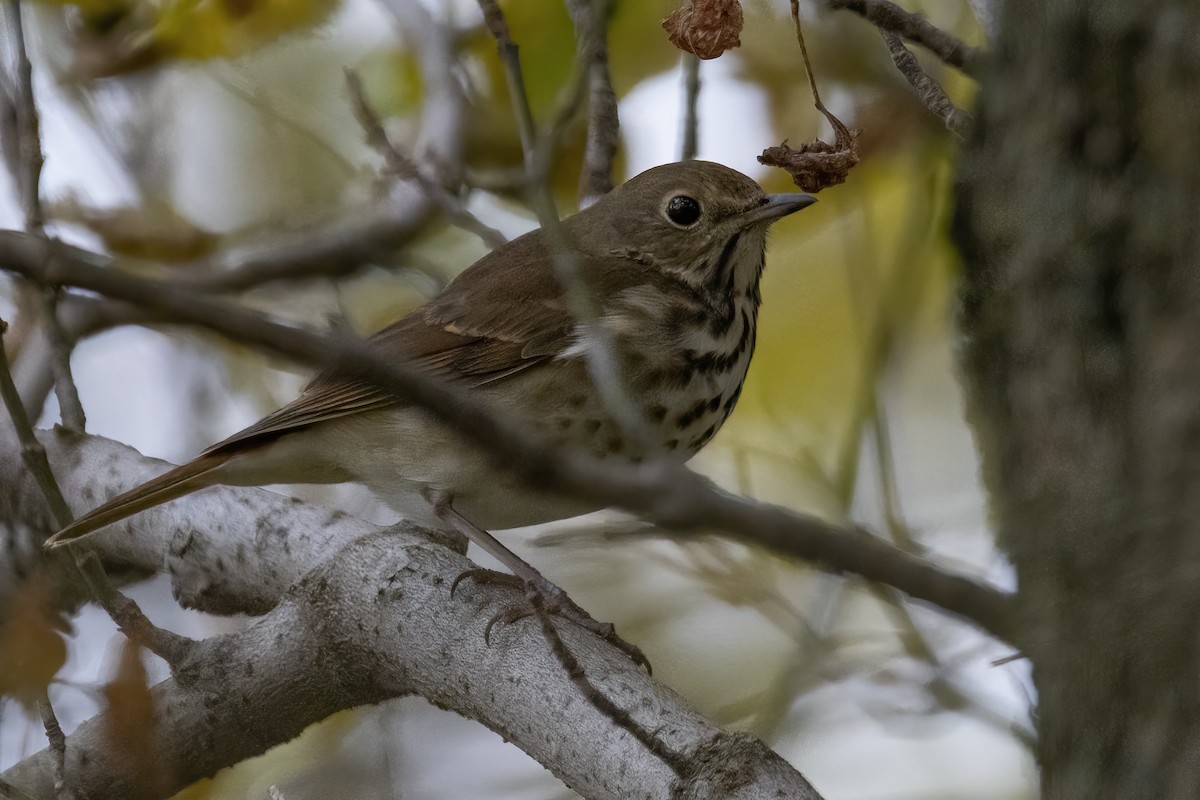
<box><xmin>0</xmin><ymin>577</ymin><xmax>68</xmax><ymax>709</ymax></box>
<box><xmin>101</xmin><ymin>641</ymin><xmax>171</xmax><ymax>796</ymax></box>
<box><xmin>36</xmin><ymin>0</ymin><xmax>339</xmax><ymax>75</ymax></box>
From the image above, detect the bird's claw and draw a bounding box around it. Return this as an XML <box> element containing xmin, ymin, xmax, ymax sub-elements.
<box><xmin>450</xmin><ymin>567</ymin><xmax>651</xmax><ymax>672</ymax></box>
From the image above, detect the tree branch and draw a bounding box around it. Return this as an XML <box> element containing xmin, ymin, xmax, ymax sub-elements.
<box><xmin>166</xmin><ymin>0</ymin><xmax>470</xmax><ymax>294</ymax></box>
<box><xmin>0</xmin><ymin>432</ymin><xmax>823</xmax><ymax>800</ymax></box>
<box><xmin>475</xmin><ymin>0</ymin><xmax>648</xmax><ymax>446</ymax></box>
<box><xmin>0</xmin><ymin>231</ymin><xmax>1019</xmax><ymax>644</ymax></box>
<box><xmin>3</xmin><ymin>0</ymin><xmax>44</xmax><ymax>231</ymax></box>
<box><xmin>680</xmin><ymin>54</ymin><xmax>701</xmax><ymax>161</ymax></box>
<box><xmin>0</xmin><ymin>319</ymin><xmax>191</xmax><ymax>664</ymax></box>
<box><xmin>881</xmin><ymin>30</ymin><xmax>972</xmax><ymax>138</ymax></box>
<box><xmin>564</xmin><ymin>0</ymin><xmax>619</xmax><ymax>205</ymax></box>
<box><xmin>34</xmin><ymin>697</ymin><xmax>71</xmax><ymax>800</ymax></box>
<box><xmin>826</xmin><ymin>0</ymin><xmax>980</xmax><ymax>75</ymax></box>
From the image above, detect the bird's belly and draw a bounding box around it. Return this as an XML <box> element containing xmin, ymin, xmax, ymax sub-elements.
<box><xmin>311</xmin><ymin>341</ymin><xmax>752</xmax><ymax>529</ymax></box>
<box><xmin>321</xmin><ymin>404</ymin><xmax>602</xmax><ymax>530</ymax></box>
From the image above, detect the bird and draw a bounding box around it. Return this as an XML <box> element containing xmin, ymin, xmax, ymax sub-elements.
<box><xmin>44</xmin><ymin>161</ymin><xmax>815</xmax><ymax>642</ymax></box>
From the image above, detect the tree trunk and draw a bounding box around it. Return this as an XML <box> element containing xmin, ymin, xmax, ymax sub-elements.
<box><xmin>956</xmin><ymin>1</ymin><xmax>1200</xmax><ymax>797</ymax></box>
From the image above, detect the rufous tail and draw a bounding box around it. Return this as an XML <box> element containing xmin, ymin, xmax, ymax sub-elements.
<box><xmin>44</xmin><ymin>453</ymin><xmax>231</xmax><ymax>549</ymax></box>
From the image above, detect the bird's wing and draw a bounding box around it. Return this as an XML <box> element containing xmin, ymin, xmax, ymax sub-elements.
<box><xmin>203</xmin><ymin>230</ymin><xmax>579</xmax><ymax>456</ymax></box>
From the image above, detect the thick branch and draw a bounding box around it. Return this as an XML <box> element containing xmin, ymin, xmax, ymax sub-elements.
<box><xmin>0</xmin><ymin>431</ymin><xmax>822</xmax><ymax>800</ymax></box>
<box><xmin>0</xmin><ymin>232</ymin><xmax>1018</xmax><ymax>643</ymax></box>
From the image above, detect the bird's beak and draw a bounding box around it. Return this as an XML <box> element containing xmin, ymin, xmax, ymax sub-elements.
<box><xmin>741</xmin><ymin>193</ymin><xmax>818</xmax><ymax>226</ymax></box>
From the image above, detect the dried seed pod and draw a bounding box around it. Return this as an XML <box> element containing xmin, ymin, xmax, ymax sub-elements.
<box><xmin>758</xmin><ymin>127</ymin><xmax>861</xmax><ymax>193</ymax></box>
<box><xmin>662</xmin><ymin>0</ymin><xmax>744</xmax><ymax>60</ymax></box>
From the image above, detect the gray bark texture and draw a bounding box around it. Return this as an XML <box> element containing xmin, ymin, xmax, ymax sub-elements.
<box><xmin>955</xmin><ymin>0</ymin><xmax>1200</xmax><ymax>797</ymax></box>
<box><xmin>0</xmin><ymin>429</ymin><xmax>823</xmax><ymax>800</ymax></box>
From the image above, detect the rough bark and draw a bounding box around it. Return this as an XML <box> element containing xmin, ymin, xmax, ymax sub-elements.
<box><xmin>0</xmin><ymin>429</ymin><xmax>823</xmax><ymax>800</ymax></box>
<box><xmin>955</xmin><ymin>0</ymin><xmax>1200</xmax><ymax>797</ymax></box>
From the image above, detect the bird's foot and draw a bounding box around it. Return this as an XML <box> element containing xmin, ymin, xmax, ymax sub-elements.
<box><xmin>452</xmin><ymin>568</ymin><xmax>650</xmax><ymax>672</ymax></box>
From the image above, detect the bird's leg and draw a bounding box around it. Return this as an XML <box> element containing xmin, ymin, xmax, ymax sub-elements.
<box><xmin>427</xmin><ymin>492</ymin><xmax>649</xmax><ymax>671</ymax></box>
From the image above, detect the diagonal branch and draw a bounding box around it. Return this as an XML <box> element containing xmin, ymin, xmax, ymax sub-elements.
<box><xmin>0</xmin><ymin>230</ymin><xmax>1019</xmax><ymax>645</ymax></box>
<box><xmin>881</xmin><ymin>30</ymin><xmax>972</xmax><ymax>138</ymax></box>
<box><xmin>475</xmin><ymin>0</ymin><xmax>648</xmax><ymax>446</ymax></box>
<box><xmin>826</xmin><ymin>0</ymin><xmax>980</xmax><ymax>75</ymax></box>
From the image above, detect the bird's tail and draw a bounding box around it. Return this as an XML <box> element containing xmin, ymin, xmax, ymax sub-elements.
<box><xmin>44</xmin><ymin>453</ymin><xmax>231</xmax><ymax>549</ymax></box>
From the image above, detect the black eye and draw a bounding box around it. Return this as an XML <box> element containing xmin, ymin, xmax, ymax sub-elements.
<box><xmin>666</xmin><ymin>195</ymin><xmax>701</xmax><ymax>226</ymax></box>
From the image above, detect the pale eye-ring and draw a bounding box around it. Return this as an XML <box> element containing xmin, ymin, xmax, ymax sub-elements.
<box><xmin>665</xmin><ymin>195</ymin><xmax>702</xmax><ymax>227</ymax></box>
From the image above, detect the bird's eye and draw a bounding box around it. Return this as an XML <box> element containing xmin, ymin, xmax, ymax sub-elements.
<box><xmin>666</xmin><ymin>195</ymin><xmax>701</xmax><ymax>226</ymax></box>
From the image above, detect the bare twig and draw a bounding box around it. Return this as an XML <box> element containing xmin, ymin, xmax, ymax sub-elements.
<box><xmin>790</xmin><ymin>0</ymin><xmax>854</xmax><ymax>145</ymax></box>
<box><xmin>0</xmin><ymin>316</ymin><xmax>191</xmax><ymax>665</ymax></box>
<box><xmin>826</xmin><ymin>0</ymin><xmax>980</xmax><ymax>75</ymax></box>
<box><xmin>35</xmin><ymin>695</ymin><xmax>72</xmax><ymax>800</ymax></box>
<box><xmin>173</xmin><ymin>0</ymin><xmax>469</xmax><ymax>294</ymax></box>
<box><xmin>0</xmin><ymin>318</ymin><xmax>74</xmax><ymax>526</ymax></box>
<box><xmin>475</xmin><ymin>0</ymin><xmax>649</xmax><ymax>448</ymax></box>
<box><xmin>40</xmin><ymin>290</ymin><xmax>86</xmax><ymax>433</ymax></box>
<box><xmin>344</xmin><ymin>69</ymin><xmax>506</xmax><ymax>249</ymax></box>
<box><xmin>881</xmin><ymin>30</ymin><xmax>972</xmax><ymax>138</ymax></box>
<box><xmin>175</xmin><ymin>198</ymin><xmax>439</xmax><ymax>293</ymax></box>
<box><xmin>366</xmin><ymin>0</ymin><xmax>505</xmax><ymax>248</ymax></box>
<box><xmin>0</xmin><ymin>231</ymin><xmax>1019</xmax><ymax>644</ymax></box>
<box><xmin>4</xmin><ymin>0</ymin><xmax>43</xmax><ymax>230</ymax></box>
<box><xmin>564</xmin><ymin>0</ymin><xmax>619</xmax><ymax>205</ymax></box>
<box><xmin>476</xmin><ymin>1</ymin><xmax>538</xmax><ymax>160</ymax></box>
<box><xmin>5</xmin><ymin>0</ymin><xmax>88</xmax><ymax>433</ymax></box>
<box><xmin>681</xmin><ymin>55</ymin><xmax>701</xmax><ymax>161</ymax></box>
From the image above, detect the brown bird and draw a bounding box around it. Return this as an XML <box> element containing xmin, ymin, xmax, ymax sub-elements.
<box><xmin>46</xmin><ymin>161</ymin><xmax>814</xmax><ymax>631</ymax></box>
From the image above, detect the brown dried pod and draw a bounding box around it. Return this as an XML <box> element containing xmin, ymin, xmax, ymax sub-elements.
<box><xmin>758</xmin><ymin>128</ymin><xmax>861</xmax><ymax>193</ymax></box>
<box><xmin>662</xmin><ymin>0</ymin><xmax>744</xmax><ymax>60</ymax></box>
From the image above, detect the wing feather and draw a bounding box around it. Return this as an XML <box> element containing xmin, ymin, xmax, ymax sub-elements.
<box><xmin>204</xmin><ymin>230</ymin><xmax>576</xmax><ymax>456</ymax></box>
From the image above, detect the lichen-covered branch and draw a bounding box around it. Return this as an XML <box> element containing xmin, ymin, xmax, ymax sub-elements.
<box><xmin>0</xmin><ymin>430</ymin><xmax>823</xmax><ymax>800</ymax></box>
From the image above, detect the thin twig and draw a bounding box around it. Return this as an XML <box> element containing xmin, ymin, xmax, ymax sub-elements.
<box><xmin>5</xmin><ymin>0</ymin><xmax>88</xmax><ymax>431</ymax></box>
<box><xmin>171</xmin><ymin>0</ymin><xmax>469</xmax><ymax>294</ymax></box>
<box><xmin>476</xmin><ymin>1</ymin><xmax>538</xmax><ymax>161</ymax></box>
<box><xmin>36</xmin><ymin>695</ymin><xmax>73</xmax><ymax>800</ymax></box>
<box><xmin>881</xmin><ymin>30</ymin><xmax>972</xmax><ymax>138</ymax></box>
<box><xmin>0</xmin><ymin>317</ymin><xmax>192</xmax><ymax>666</ymax></box>
<box><xmin>826</xmin><ymin>0</ymin><xmax>980</xmax><ymax>75</ymax></box>
<box><xmin>169</xmin><ymin>204</ymin><xmax>439</xmax><ymax>293</ymax></box>
<box><xmin>791</xmin><ymin>0</ymin><xmax>854</xmax><ymax>144</ymax></box>
<box><xmin>0</xmin><ymin>232</ymin><xmax>1020</xmax><ymax>645</ymax></box>
<box><xmin>462</xmin><ymin>54</ymin><xmax>591</xmax><ymax>194</ymax></box>
<box><xmin>344</xmin><ymin>69</ymin><xmax>506</xmax><ymax>249</ymax></box>
<box><xmin>680</xmin><ymin>55</ymin><xmax>701</xmax><ymax>161</ymax></box>
<box><xmin>0</xmin><ymin>318</ymin><xmax>73</xmax><ymax>525</ymax></box>
<box><xmin>4</xmin><ymin>0</ymin><xmax>44</xmax><ymax>230</ymax></box>
<box><xmin>40</xmin><ymin>289</ymin><xmax>86</xmax><ymax>432</ymax></box>
<box><xmin>475</xmin><ymin>0</ymin><xmax>649</xmax><ymax>449</ymax></box>
<box><xmin>564</xmin><ymin>0</ymin><xmax>619</xmax><ymax>205</ymax></box>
